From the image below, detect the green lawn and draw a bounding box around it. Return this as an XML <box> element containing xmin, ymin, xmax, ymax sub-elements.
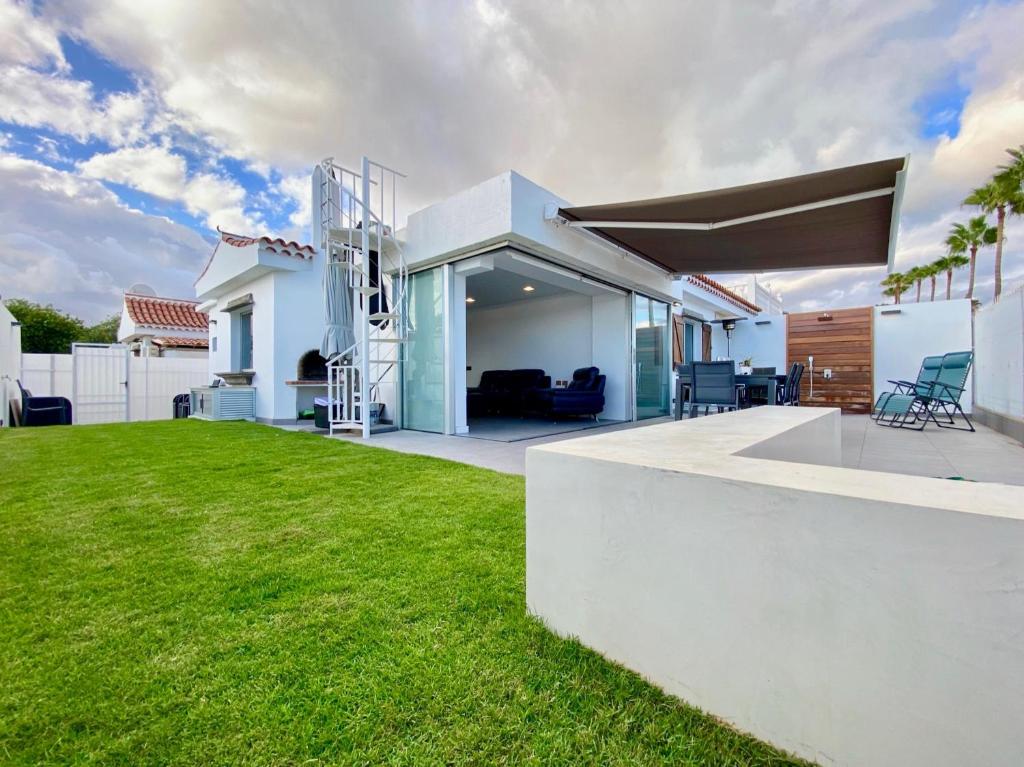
<box><xmin>0</xmin><ymin>421</ymin><xmax>807</xmax><ymax>766</ymax></box>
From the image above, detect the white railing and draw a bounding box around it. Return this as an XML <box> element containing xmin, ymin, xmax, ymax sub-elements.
<box><xmin>318</xmin><ymin>155</ymin><xmax>408</xmax><ymax>436</ymax></box>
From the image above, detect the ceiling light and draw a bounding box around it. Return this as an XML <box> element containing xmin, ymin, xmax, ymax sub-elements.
<box><xmin>523</xmin><ymin>285</ymin><xmax>535</xmax><ymax>292</ymax></box>
<box><xmin>465</xmin><ymin>297</ymin><xmax>475</xmax><ymax>303</ymax></box>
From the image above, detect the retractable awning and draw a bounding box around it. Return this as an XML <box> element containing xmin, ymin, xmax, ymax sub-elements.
<box><xmin>557</xmin><ymin>156</ymin><xmax>908</xmax><ymax>274</ymax></box>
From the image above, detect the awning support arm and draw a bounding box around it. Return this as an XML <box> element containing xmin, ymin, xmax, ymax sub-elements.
<box><xmin>562</xmin><ymin>186</ymin><xmax>896</xmax><ymax>232</ymax></box>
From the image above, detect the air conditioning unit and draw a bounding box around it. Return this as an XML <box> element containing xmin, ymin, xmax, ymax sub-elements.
<box><xmin>190</xmin><ymin>386</ymin><xmax>255</xmax><ymax>421</ymax></box>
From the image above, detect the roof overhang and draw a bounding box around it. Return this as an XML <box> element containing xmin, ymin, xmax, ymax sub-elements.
<box><xmin>556</xmin><ymin>156</ymin><xmax>909</xmax><ymax>274</ymax></box>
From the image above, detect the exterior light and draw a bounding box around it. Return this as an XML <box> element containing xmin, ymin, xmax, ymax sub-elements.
<box><xmin>466</xmin><ymin>297</ymin><xmax>475</xmax><ymax>304</ymax></box>
<box><xmin>523</xmin><ymin>285</ymin><xmax>535</xmax><ymax>292</ymax></box>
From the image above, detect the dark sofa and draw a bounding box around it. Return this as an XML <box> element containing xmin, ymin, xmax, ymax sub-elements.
<box><xmin>528</xmin><ymin>366</ymin><xmax>606</xmax><ymax>419</ymax></box>
<box><xmin>467</xmin><ymin>369</ymin><xmax>550</xmax><ymax>417</ymax></box>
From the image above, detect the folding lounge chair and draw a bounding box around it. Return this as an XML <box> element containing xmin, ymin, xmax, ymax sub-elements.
<box><xmin>872</xmin><ymin>355</ymin><xmax>943</xmax><ymax>421</ymax></box>
<box><xmin>875</xmin><ymin>351</ymin><xmax>974</xmax><ymax>432</ymax></box>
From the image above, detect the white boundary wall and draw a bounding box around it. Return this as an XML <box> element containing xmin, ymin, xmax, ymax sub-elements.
<box><xmin>19</xmin><ymin>352</ymin><xmax>207</xmax><ymax>423</ymax></box>
<box><xmin>0</xmin><ymin>301</ymin><xmax>22</xmax><ymax>427</ymax></box>
<box><xmin>975</xmin><ymin>284</ymin><xmax>1024</xmax><ymax>421</ymax></box>
<box><xmin>527</xmin><ymin>408</ymin><xmax>1024</xmax><ymax>767</ymax></box>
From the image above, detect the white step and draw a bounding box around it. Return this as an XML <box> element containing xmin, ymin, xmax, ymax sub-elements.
<box><xmin>357</xmin><ymin>286</ymin><xmax>379</xmax><ymax>297</ymax></box>
<box><xmin>369</xmin><ymin>312</ymin><xmax>401</xmax><ymax>322</ymax></box>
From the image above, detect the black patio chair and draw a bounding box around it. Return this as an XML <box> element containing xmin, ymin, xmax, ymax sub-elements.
<box><xmin>778</xmin><ymin>363</ymin><xmax>804</xmax><ymax>405</ymax></box>
<box><xmin>689</xmin><ymin>361</ymin><xmax>740</xmax><ymax>417</ymax></box>
<box><xmin>748</xmin><ymin>366</ymin><xmax>778</xmax><ymax>406</ymax></box>
<box><xmin>16</xmin><ymin>380</ymin><xmax>72</xmax><ymax>426</ymax></box>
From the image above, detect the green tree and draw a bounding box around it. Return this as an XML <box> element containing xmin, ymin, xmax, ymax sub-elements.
<box><xmin>880</xmin><ymin>271</ymin><xmax>911</xmax><ymax>304</ymax></box>
<box><xmin>945</xmin><ymin>215</ymin><xmax>997</xmax><ymax>300</ymax></box>
<box><xmin>933</xmin><ymin>254</ymin><xmax>970</xmax><ymax>300</ymax></box>
<box><xmin>81</xmin><ymin>314</ymin><xmax>120</xmax><ymax>344</ymax></box>
<box><xmin>965</xmin><ymin>146</ymin><xmax>1024</xmax><ymax>300</ymax></box>
<box><xmin>3</xmin><ymin>299</ymin><xmax>85</xmax><ymax>354</ymax></box>
<box><xmin>906</xmin><ymin>265</ymin><xmax>926</xmax><ymax>302</ymax></box>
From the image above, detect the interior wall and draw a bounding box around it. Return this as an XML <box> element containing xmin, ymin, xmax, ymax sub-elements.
<box><xmin>467</xmin><ymin>293</ymin><xmax>594</xmax><ymax>388</ymax></box>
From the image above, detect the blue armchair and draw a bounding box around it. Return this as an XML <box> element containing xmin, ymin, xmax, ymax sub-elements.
<box><xmin>17</xmin><ymin>380</ymin><xmax>72</xmax><ymax>426</ymax></box>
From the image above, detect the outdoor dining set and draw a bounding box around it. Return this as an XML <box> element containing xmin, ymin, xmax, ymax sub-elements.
<box><xmin>674</xmin><ymin>361</ymin><xmax>805</xmax><ymax>420</ymax></box>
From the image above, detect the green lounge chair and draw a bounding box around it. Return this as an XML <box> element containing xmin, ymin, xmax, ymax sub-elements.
<box><xmin>876</xmin><ymin>351</ymin><xmax>974</xmax><ymax>431</ymax></box>
<box><xmin>872</xmin><ymin>355</ymin><xmax>943</xmax><ymax>421</ymax></box>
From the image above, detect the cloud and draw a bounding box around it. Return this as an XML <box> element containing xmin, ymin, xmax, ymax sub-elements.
<box><xmin>0</xmin><ymin>0</ymin><xmax>65</xmax><ymax>69</ymax></box>
<box><xmin>1</xmin><ymin>0</ymin><xmax>1022</xmax><ymax>319</ymax></box>
<box><xmin>0</xmin><ymin>152</ymin><xmax>210</xmax><ymax>322</ymax></box>
<box><xmin>78</xmin><ymin>144</ymin><xmax>259</xmax><ymax>231</ymax></box>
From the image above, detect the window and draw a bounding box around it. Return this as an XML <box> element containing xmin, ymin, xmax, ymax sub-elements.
<box><xmin>684</xmin><ymin>322</ymin><xmax>694</xmax><ymax>364</ymax></box>
<box><xmin>238</xmin><ymin>311</ymin><xmax>253</xmax><ymax>370</ymax></box>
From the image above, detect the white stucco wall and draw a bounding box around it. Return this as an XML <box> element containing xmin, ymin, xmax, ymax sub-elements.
<box><xmin>526</xmin><ymin>407</ymin><xmax>1024</xmax><ymax>767</ymax></box>
<box><xmin>873</xmin><ymin>299</ymin><xmax>974</xmax><ymax>413</ymax></box>
<box><xmin>402</xmin><ymin>171</ymin><xmax>675</xmax><ymax>302</ymax></box>
<box><xmin>975</xmin><ymin>285</ymin><xmax>1024</xmax><ymax>420</ymax></box>
<box><xmin>717</xmin><ymin>315</ymin><xmax>788</xmax><ymax>370</ymax></box>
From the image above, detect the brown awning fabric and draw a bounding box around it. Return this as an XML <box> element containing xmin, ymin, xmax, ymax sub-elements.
<box><xmin>558</xmin><ymin>157</ymin><xmax>907</xmax><ymax>274</ymax></box>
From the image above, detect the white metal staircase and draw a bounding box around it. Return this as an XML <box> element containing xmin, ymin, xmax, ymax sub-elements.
<box><xmin>317</xmin><ymin>156</ymin><xmax>408</xmax><ymax>438</ymax></box>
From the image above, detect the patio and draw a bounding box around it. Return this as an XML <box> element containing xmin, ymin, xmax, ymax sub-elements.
<box><xmin>298</xmin><ymin>410</ymin><xmax>1024</xmax><ymax>483</ymax></box>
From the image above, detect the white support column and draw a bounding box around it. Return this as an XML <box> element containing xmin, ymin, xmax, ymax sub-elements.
<box><xmin>360</xmin><ymin>157</ymin><xmax>372</xmax><ymax>439</ymax></box>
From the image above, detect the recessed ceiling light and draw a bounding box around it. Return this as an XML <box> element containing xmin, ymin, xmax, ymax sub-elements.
<box><xmin>523</xmin><ymin>285</ymin><xmax>535</xmax><ymax>292</ymax></box>
<box><xmin>466</xmin><ymin>296</ymin><xmax>475</xmax><ymax>303</ymax></box>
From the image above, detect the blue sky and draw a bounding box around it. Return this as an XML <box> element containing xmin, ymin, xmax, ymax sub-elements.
<box><xmin>1</xmin><ymin>0</ymin><xmax>1022</xmax><ymax>321</ymax></box>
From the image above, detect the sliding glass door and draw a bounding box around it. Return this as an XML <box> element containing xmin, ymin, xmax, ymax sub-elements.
<box><xmin>401</xmin><ymin>268</ymin><xmax>446</xmax><ymax>432</ymax></box>
<box><xmin>634</xmin><ymin>294</ymin><xmax>671</xmax><ymax>419</ymax></box>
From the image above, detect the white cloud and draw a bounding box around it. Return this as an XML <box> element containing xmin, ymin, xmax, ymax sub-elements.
<box><xmin>1</xmin><ymin>0</ymin><xmax>1022</xmax><ymax>317</ymax></box>
<box><xmin>78</xmin><ymin>144</ymin><xmax>260</xmax><ymax>231</ymax></box>
<box><xmin>0</xmin><ymin>152</ymin><xmax>210</xmax><ymax>322</ymax></box>
<box><xmin>0</xmin><ymin>0</ymin><xmax>65</xmax><ymax>69</ymax></box>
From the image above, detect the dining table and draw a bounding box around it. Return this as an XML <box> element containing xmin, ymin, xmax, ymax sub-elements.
<box><xmin>734</xmin><ymin>373</ymin><xmax>788</xmax><ymax>407</ymax></box>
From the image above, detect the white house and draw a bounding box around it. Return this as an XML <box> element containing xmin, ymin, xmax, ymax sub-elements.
<box><xmin>118</xmin><ymin>292</ymin><xmax>209</xmax><ymax>358</ymax></box>
<box><xmin>195</xmin><ymin>233</ymin><xmax>322</xmax><ymax>422</ymax></box>
<box><xmin>193</xmin><ymin>155</ymin><xmax>907</xmax><ymax>436</ymax></box>
<box><xmin>0</xmin><ymin>298</ymin><xmax>22</xmax><ymax>427</ymax></box>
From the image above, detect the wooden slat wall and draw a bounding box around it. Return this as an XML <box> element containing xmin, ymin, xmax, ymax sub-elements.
<box><xmin>786</xmin><ymin>307</ymin><xmax>873</xmax><ymax>413</ymax></box>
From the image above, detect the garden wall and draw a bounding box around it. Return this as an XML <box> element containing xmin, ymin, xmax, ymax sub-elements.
<box><xmin>526</xmin><ymin>407</ymin><xmax>1024</xmax><ymax>767</ymax></box>
<box><xmin>974</xmin><ymin>283</ymin><xmax>1024</xmax><ymax>442</ymax></box>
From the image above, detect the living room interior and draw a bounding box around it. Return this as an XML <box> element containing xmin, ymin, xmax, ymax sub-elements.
<box><xmin>458</xmin><ymin>252</ymin><xmax>630</xmax><ymax>442</ymax></box>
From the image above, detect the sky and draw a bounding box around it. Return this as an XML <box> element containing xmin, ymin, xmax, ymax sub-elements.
<box><xmin>0</xmin><ymin>0</ymin><xmax>1023</xmax><ymax>323</ymax></box>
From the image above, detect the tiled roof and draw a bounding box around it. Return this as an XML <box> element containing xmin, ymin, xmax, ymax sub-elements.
<box><xmin>125</xmin><ymin>294</ymin><xmax>209</xmax><ymax>331</ymax></box>
<box><xmin>218</xmin><ymin>230</ymin><xmax>315</xmax><ymax>258</ymax></box>
<box><xmin>194</xmin><ymin>230</ymin><xmax>316</xmax><ymax>286</ymax></box>
<box><xmin>687</xmin><ymin>274</ymin><xmax>762</xmax><ymax>314</ymax></box>
<box><xmin>152</xmin><ymin>336</ymin><xmax>209</xmax><ymax>349</ymax></box>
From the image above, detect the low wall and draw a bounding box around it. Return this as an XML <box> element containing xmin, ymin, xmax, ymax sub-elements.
<box><xmin>526</xmin><ymin>408</ymin><xmax>1024</xmax><ymax>767</ymax></box>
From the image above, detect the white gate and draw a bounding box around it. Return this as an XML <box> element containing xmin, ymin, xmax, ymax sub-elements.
<box><xmin>72</xmin><ymin>343</ymin><xmax>130</xmax><ymax>424</ymax></box>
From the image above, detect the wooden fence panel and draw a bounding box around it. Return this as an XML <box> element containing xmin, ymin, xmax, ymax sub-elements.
<box><xmin>786</xmin><ymin>307</ymin><xmax>873</xmax><ymax>413</ymax></box>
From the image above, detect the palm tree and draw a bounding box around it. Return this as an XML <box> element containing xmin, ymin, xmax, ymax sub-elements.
<box><xmin>880</xmin><ymin>271</ymin><xmax>911</xmax><ymax>304</ymax></box>
<box><xmin>946</xmin><ymin>216</ymin><xmax>997</xmax><ymax>300</ymax></box>
<box><xmin>933</xmin><ymin>254</ymin><xmax>970</xmax><ymax>300</ymax></box>
<box><xmin>906</xmin><ymin>265</ymin><xmax>926</xmax><ymax>302</ymax></box>
<box><xmin>965</xmin><ymin>146</ymin><xmax>1024</xmax><ymax>300</ymax></box>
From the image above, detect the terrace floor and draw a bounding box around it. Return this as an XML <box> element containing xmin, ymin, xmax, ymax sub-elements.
<box><xmin>312</xmin><ymin>411</ymin><xmax>1024</xmax><ymax>483</ymax></box>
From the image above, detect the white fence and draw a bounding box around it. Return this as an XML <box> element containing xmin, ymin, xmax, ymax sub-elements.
<box><xmin>19</xmin><ymin>348</ymin><xmax>208</xmax><ymax>424</ymax></box>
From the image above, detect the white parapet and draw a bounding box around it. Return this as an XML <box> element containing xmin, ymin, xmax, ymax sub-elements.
<box><xmin>526</xmin><ymin>407</ymin><xmax>1024</xmax><ymax>767</ymax></box>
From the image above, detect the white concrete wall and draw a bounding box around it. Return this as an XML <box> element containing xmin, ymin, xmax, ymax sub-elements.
<box><xmin>975</xmin><ymin>285</ymin><xmax>1024</xmax><ymax>420</ymax></box>
<box><xmin>710</xmin><ymin>316</ymin><xmax>787</xmax><ymax>370</ymax></box>
<box><xmin>527</xmin><ymin>407</ymin><xmax>1024</xmax><ymax>767</ymax></box>
<box><xmin>402</xmin><ymin>171</ymin><xmax>675</xmax><ymax>302</ymax></box>
<box><xmin>873</xmin><ymin>299</ymin><xmax>974</xmax><ymax>413</ymax></box>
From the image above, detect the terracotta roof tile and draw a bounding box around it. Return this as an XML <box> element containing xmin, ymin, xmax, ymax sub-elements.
<box><xmin>151</xmin><ymin>336</ymin><xmax>209</xmax><ymax>348</ymax></box>
<box><xmin>125</xmin><ymin>294</ymin><xmax>209</xmax><ymax>331</ymax></box>
<box><xmin>687</xmin><ymin>274</ymin><xmax>762</xmax><ymax>314</ymax></box>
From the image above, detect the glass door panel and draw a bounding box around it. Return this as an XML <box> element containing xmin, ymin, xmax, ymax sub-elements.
<box><xmin>401</xmin><ymin>268</ymin><xmax>446</xmax><ymax>432</ymax></box>
<box><xmin>634</xmin><ymin>294</ymin><xmax>670</xmax><ymax>419</ymax></box>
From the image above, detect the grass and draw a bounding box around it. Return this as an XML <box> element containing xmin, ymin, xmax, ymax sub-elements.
<box><xmin>0</xmin><ymin>420</ymin><xmax>808</xmax><ymax>766</ymax></box>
